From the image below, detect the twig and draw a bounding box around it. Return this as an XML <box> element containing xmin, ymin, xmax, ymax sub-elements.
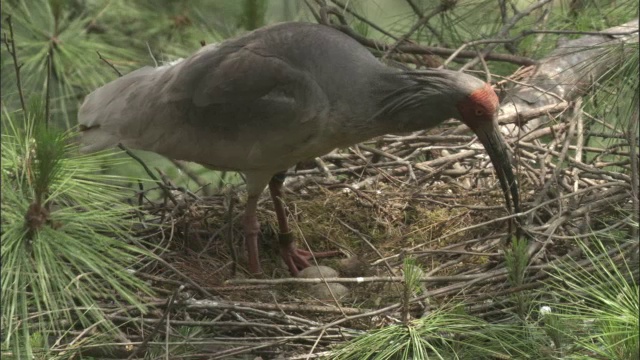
<box><xmin>169</xmin><ymin>159</ymin><xmax>211</xmax><ymax>195</ymax></box>
<box><xmin>329</xmin><ymin>0</ymin><xmax>398</xmax><ymax>40</ymax></box>
<box><xmin>45</xmin><ymin>49</ymin><xmax>52</xmax><ymax>128</ymax></box>
<box><xmin>127</xmin><ymin>285</ymin><xmax>184</xmax><ymax>359</ymax></box>
<box><xmin>444</xmin><ymin>26</ymin><xmax>638</xmax><ymax>69</ymax></box>
<box><xmin>97</xmin><ymin>50</ymin><xmax>123</xmax><ymax>77</ymax></box>
<box><xmin>304</xmin><ymin>0</ymin><xmax>322</xmax><ymax>23</ymax></box>
<box><xmin>522</xmin><ymin>28</ymin><xmax>639</xmax><ymax>37</ymax></box>
<box><xmin>476</xmin><ymin>48</ymin><xmax>491</xmax><ymax>83</ymax></box>
<box><xmin>3</xmin><ymin>16</ymin><xmax>27</xmax><ymax>114</ymax></box>
<box><xmin>382</xmin><ymin>4</ymin><xmax>449</xmax><ymax>59</ymax></box>
<box><xmin>335</xmin><ymin>217</ymin><xmax>395</xmax><ymax>275</ymax></box>
<box><xmin>225</xmin><ymin>274</ymin><xmax>492</xmax><ymax>285</ymax></box>
<box><xmin>331</xmin><ymin>24</ymin><xmax>536</xmax><ymax>66</ymax></box>
<box><xmin>629</xmin><ymin>109</ymin><xmax>639</xmax><ymax>238</ymax></box>
<box><xmin>497</xmin><ymin>102</ymin><xmax>570</xmax><ymax>127</ymax></box>
<box><xmin>209</xmin><ymin>303</ymin><xmax>402</xmax><ymax>359</ymax></box>
<box><xmin>404</xmin><ymin>0</ymin><xmax>445</xmax><ymax>44</ymax></box>
<box><xmin>118</xmin><ymin>144</ymin><xmax>179</xmax><ymax>206</ymax></box>
<box><xmin>113</xmin><ymin>315</ymin><xmax>309</xmax><ymax>331</ymax></box>
<box><xmin>179</xmin><ymin>298</ymin><xmax>364</xmax><ymax>316</ymax></box>
<box><xmin>461</xmin><ymin>0</ymin><xmax>553</xmax><ymax>71</ymax></box>
<box><xmin>153</xmin><ymin>256</ymin><xmax>217</xmax><ymax>299</ymax></box>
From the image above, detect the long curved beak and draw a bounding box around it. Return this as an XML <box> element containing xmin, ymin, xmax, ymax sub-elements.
<box><xmin>474</xmin><ymin>120</ymin><xmax>520</xmax><ymax>216</ymax></box>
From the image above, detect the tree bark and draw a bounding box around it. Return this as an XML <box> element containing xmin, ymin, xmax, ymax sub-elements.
<box><xmin>500</xmin><ymin>19</ymin><xmax>638</xmax><ymax>134</ymax></box>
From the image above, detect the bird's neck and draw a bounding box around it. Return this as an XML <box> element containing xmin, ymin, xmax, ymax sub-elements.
<box><xmin>369</xmin><ymin>70</ymin><xmax>462</xmax><ymax>134</ymax></box>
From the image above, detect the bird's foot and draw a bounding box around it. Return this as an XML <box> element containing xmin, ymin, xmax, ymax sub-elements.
<box><xmin>279</xmin><ymin>232</ymin><xmax>340</xmax><ymax>276</ymax></box>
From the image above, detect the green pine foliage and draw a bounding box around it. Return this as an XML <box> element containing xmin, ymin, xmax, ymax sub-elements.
<box><xmin>546</xmin><ymin>235</ymin><xmax>639</xmax><ymax>359</ymax></box>
<box><xmin>1</xmin><ymin>107</ymin><xmax>154</xmax><ymax>358</ymax></box>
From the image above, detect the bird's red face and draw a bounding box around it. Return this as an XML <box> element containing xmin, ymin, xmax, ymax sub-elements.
<box><xmin>455</xmin><ymin>83</ymin><xmax>500</xmax><ymax>126</ymax></box>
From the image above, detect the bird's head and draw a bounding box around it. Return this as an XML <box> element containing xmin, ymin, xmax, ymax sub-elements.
<box><xmin>455</xmin><ymin>83</ymin><xmax>499</xmax><ymax>126</ymax></box>
<box><xmin>455</xmin><ymin>81</ymin><xmax>520</xmax><ymax>216</ymax></box>
<box><xmin>379</xmin><ymin>69</ymin><xmax>519</xmax><ymax>217</ymax></box>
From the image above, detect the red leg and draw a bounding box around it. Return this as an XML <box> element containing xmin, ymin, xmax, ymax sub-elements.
<box><xmin>243</xmin><ymin>194</ymin><xmax>263</xmax><ymax>274</ymax></box>
<box><xmin>268</xmin><ymin>174</ymin><xmax>340</xmax><ymax>275</ymax></box>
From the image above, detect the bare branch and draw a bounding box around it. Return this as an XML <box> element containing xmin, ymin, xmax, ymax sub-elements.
<box><xmin>3</xmin><ymin>16</ymin><xmax>27</xmax><ymax>114</ymax></box>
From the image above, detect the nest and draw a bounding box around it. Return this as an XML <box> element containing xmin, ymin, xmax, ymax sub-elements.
<box><xmin>88</xmin><ymin>103</ymin><xmax>638</xmax><ymax>359</ymax></box>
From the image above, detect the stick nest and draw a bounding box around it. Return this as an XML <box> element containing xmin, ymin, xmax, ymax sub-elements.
<box><xmin>91</xmin><ymin>111</ymin><xmax>638</xmax><ymax>359</ymax></box>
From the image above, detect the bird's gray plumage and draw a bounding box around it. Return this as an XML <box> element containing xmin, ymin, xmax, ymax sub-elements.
<box><xmin>79</xmin><ymin>22</ymin><xmax>514</xmax><ymax>275</ymax></box>
<box><xmin>79</xmin><ymin>22</ymin><xmax>484</xmax><ymax>173</ymax></box>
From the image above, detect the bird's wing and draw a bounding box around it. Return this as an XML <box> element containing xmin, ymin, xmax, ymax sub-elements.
<box><xmin>139</xmin><ymin>41</ymin><xmax>332</xmax><ymax>171</ymax></box>
<box><xmin>163</xmin><ymin>42</ymin><xmax>318</xmax><ymax>110</ymax></box>
<box><xmin>195</xmin><ymin>49</ymin><xmax>294</xmax><ymax>107</ymax></box>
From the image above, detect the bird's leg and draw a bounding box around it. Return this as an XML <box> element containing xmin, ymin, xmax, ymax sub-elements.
<box><xmin>268</xmin><ymin>174</ymin><xmax>306</xmax><ymax>274</ymax></box>
<box><xmin>243</xmin><ymin>194</ymin><xmax>262</xmax><ymax>275</ymax></box>
<box><xmin>268</xmin><ymin>173</ymin><xmax>340</xmax><ymax>275</ymax></box>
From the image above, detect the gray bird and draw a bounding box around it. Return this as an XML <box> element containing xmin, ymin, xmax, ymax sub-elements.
<box><xmin>79</xmin><ymin>22</ymin><xmax>519</xmax><ymax>275</ymax></box>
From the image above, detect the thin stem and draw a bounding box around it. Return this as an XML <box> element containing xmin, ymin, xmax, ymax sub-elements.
<box><xmin>45</xmin><ymin>49</ymin><xmax>52</xmax><ymax>129</ymax></box>
<box><xmin>332</xmin><ymin>24</ymin><xmax>536</xmax><ymax>66</ymax></box>
<box><xmin>461</xmin><ymin>0</ymin><xmax>553</xmax><ymax>71</ymax></box>
<box><xmin>330</xmin><ymin>0</ymin><xmax>398</xmax><ymax>40</ymax></box>
<box><xmin>3</xmin><ymin>16</ymin><xmax>27</xmax><ymax>115</ymax></box>
<box><xmin>97</xmin><ymin>50</ymin><xmax>123</xmax><ymax>77</ymax></box>
<box><xmin>628</xmin><ymin>108</ymin><xmax>639</xmax><ymax>238</ymax></box>
<box><xmin>127</xmin><ymin>285</ymin><xmax>184</xmax><ymax>359</ymax></box>
<box><xmin>117</xmin><ymin>144</ymin><xmax>178</xmax><ymax>206</ymax></box>
<box><xmin>382</xmin><ymin>4</ymin><xmax>449</xmax><ymax>59</ymax></box>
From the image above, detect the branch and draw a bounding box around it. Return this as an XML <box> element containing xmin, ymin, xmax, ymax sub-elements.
<box><xmin>117</xmin><ymin>144</ymin><xmax>179</xmax><ymax>206</ymax></box>
<box><xmin>332</xmin><ymin>24</ymin><xmax>537</xmax><ymax>66</ymax></box>
<box><xmin>382</xmin><ymin>4</ymin><xmax>450</xmax><ymax>59</ymax></box>
<box><xmin>461</xmin><ymin>0</ymin><xmax>553</xmax><ymax>71</ymax></box>
<box><xmin>97</xmin><ymin>50</ymin><xmax>122</xmax><ymax>77</ymax></box>
<box><xmin>329</xmin><ymin>0</ymin><xmax>398</xmax><ymax>40</ymax></box>
<box><xmin>499</xmin><ymin>19</ymin><xmax>639</xmax><ymax>130</ymax></box>
<box><xmin>45</xmin><ymin>49</ymin><xmax>52</xmax><ymax>129</ymax></box>
<box><xmin>3</xmin><ymin>15</ymin><xmax>27</xmax><ymax>114</ymax></box>
<box><xmin>126</xmin><ymin>285</ymin><xmax>184</xmax><ymax>359</ymax></box>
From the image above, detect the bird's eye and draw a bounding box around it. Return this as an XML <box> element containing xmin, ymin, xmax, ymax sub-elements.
<box><xmin>474</xmin><ymin>109</ymin><xmax>484</xmax><ymax>116</ymax></box>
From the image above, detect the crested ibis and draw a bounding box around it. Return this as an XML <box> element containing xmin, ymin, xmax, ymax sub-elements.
<box><xmin>78</xmin><ymin>22</ymin><xmax>519</xmax><ymax>275</ymax></box>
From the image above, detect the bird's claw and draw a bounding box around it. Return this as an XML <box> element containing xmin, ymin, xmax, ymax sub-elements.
<box><xmin>278</xmin><ymin>232</ymin><xmax>340</xmax><ymax>276</ymax></box>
